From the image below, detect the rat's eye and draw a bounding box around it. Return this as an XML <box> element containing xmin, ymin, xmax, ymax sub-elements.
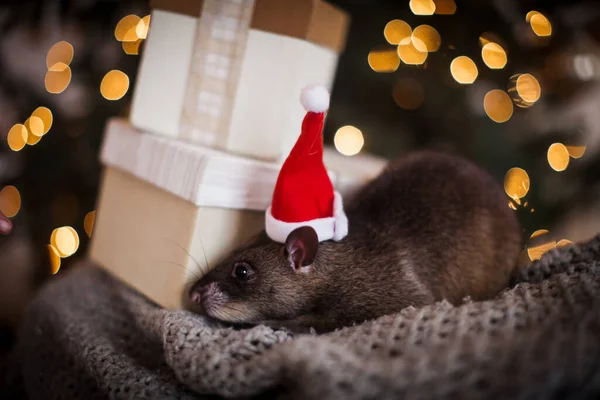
<box><xmin>232</xmin><ymin>263</ymin><xmax>252</xmax><ymax>280</ymax></box>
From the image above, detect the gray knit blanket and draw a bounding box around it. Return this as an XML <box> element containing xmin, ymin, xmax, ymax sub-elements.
<box><xmin>2</xmin><ymin>234</ymin><xmax>600</xmax><ymax>400</ymax></box>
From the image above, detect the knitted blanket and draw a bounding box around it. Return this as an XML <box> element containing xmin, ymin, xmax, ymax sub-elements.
<box><xmin>3</xmin><ymin>234</ymin><xmax>600</xmax><ymax>400</ymax></box>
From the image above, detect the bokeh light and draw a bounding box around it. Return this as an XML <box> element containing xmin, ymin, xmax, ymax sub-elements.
<box><xmin>393</xmin><ymin>78</ymin><xmax>425</xmax><ymax>110</ymax></box>
<box><xmin>527</xmin><ymin>229</ymin><xmax>555</xmax><ymax>261</ymax></box>
<box><xmin>46</xmin><ymin>41</ymin><xmax>74</xmax><ymax>70</ymax></box>
<box><xmin>24</xmin><ymin>116</ymin><xmax>44</xmax><ymax>137</ymax></box>
<box><xmin>557</xmin><ymin>239</ymin><xmax>573</xmax><ymax>247</ymax></box>
<box><xmin>484</xmin><ymin>89</ymin><xmax>513</xmax><ymax>123</ymax></box>
<box><xmin>122</xmin><ymin>40</ymin><xmax>142</xmax><ymax>55</ymax></box>
<box><xmin>529</xmin><ymin>13</ymin><xmax>552</xmax><ymax>37</ymax></box>
<box><xmin>450</xmin><ymin>56</ymin><xmax>478</xmax><ymax>84</ymax></box>
<box><xmin>0</xmin><ymin>186</ymin><xmax>21</xmax><ymax>218</ymax></box>
<box><xmin>384</xmin><ymin>20</ymin><xmax>412</xmax><ymax>45</ymax></box>
<box><xmin>135</xmin><ymin>15</ymin><xmax>151</xmax><ymax>39</ymax></box>
<box><xmin>566</xmin><ymin>146</ymin><xmax>586</xmax><ymax>159</ymax></box>
<box><xmin>31</xmin><ymin>107</ymin><xmax>53</xmax><ymax>135</ymax></box>
<box><xmin>433</xmin><ymin>0</ymin><xmax>456</xmax><ymax>15</ymax></box>
<box><xmin>547</xmin><ymin>143</ymin><xmax>570</xmax><ymax>172</ymax></box>
<box><xmin>410</xmin><ymin>0</ymin><xmax>436</xmax><ymax>15</ymax></box>
<box><xmin>84</xmin><ymin>210</ymin><xmax>96</xmax><ymax>238</ymax></box>
<box><xmin>100</xmin><ymin>70</ymin><xmax>130</xmax><ymax>100</ymax></box>
<box><xmin>481</xmin><ymin>43</ymin><xmax>507</xmax><ymax>69</ymax></box>
<box><xmin>7</xmin><ymin>124</ymin><xmax>28</xmax><ymax>152</ymax></box>
<box><xmin>51</xmin><ymin>226</ymin><xmax>80</xmax><ymax>258</ymax></box>
<box><xmin>504</xmin><ymin>168</ymin><xmax>530</xmax><ymax>199</ymax></box>
<box><xmin>334</xmin><ymin>126</ymin><xmax>364</xmax><ymax>156</ymax></box>
<box><xmin>115</xmin><ymin>15</ymin><xmax>142</xmax><ymax>42</ymax></box>
<box><xmin>48</xmin><ymin>245</ymin><xmax>61</xmax><ymax>275</ymax></box>
<box><xmin>368</xmin><ymin>47</ymin><xmax>401</xmax><ymax>73</ymax></box>
<box><xmin>45</xmin><ymin>66</ymin><xmax>72</xmax><ymax>94</ymax></box>
<box><xmin>398</xmin><ymin>37</ymin><xmax>428</xmax><ymax>65</ymax></box>
<box><xmin>412</xmin><ymin>25</ymin><xmax>441</xmax><ymax>53</ymax></box>
<box><xmin>513</xmin><ymin>74</ymin><xmax>541</xmax><ymax>106</ymax></box>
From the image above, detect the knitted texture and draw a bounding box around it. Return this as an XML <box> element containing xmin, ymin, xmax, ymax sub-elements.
<box><xmin>3</xmin><ymin>234</ymin><xmax>600</xmax><ymax>399</ymax></box>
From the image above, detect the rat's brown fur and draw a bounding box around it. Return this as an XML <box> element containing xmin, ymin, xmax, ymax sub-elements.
<box><xmin>189</xmin><ymin>151</ymin><xmax>522</xmax><ymax>333</ymax></box>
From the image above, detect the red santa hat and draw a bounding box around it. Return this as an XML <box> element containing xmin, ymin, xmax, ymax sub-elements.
<box><xmin>265</xmin><ymin>84</ymin><xmax>349</xmax><ymax>243</ymax></box>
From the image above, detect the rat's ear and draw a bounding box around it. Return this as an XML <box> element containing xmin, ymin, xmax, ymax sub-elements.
<box><xmin>285</xmin><ymin>226</ymin><xmax>319</xmax><ymax>272</ymax></box>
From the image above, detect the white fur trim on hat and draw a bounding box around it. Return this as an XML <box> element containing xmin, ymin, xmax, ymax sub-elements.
<box><xmin>265</xmin><ymin>191</ymin><xmax>348</xmax><ymax>243</ymax></box>
<box><xmin>300</xmin><ymin>84</ymin><xmax>330</xmax><ymax>113</ymax></box>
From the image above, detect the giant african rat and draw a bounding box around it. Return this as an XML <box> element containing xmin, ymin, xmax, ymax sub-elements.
<box><xmin>188</xmin><ymin>150</ymin><xmax>522</xmax><ymax>334</ymax></box>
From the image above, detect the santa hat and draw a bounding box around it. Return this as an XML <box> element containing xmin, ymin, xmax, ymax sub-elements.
<box><xmin>265</xmin><ymin>85</ymin><xmax>349</xmax><ymax>244</ymax></box>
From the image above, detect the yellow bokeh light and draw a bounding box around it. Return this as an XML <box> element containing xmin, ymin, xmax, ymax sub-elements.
<box><xmin>368</xmin><ymin>47</ymin><xmax>401</xmax><ymax>73</ymax></box>
<box><xmin>26</xmin><ymin>131</ymin><xmax>42</xmax><ymax>146</ymax></box>
<box><xmin>122</xmin><ymin>40</ymin><xmax>142</xmax><ymax>55</ymax></box>
<box><xmin>397</xmin><ymin>37</ymin><xmax>428</xmax><ymax>65</ymax></box>
<box><xmin>84</xmin><ymin>210</ymin><xmax>96</xmax><ymax>238</ymax></box>
<box><xmin>334</xmin><ymin>126</ymin><xmax>364</xmax><ymax>156</ymax></box>
<box><xmin>547</xmin><ymin>143</ymin><xmax>570</xmax><ymax>172</ymax></box>
<box><xmin>115</xmin><ymin>15</ymin><xmax>142</xmax><ymax>42</ymax></box>
<box><xmin>527</xmin><ymin>229</ymin><xmax>555</xmax><ymax>261</ymax></box>
<box><xmin>412</xmin><ymin>25</ymin><xmax>441</xmax><ymax>53</ymax></box>
<box><xmin>530</xmin><ymin>13</ymin><xmax>552</xmax><ymax>37</ymax></box>
<box><xmin>384</xmin><ymin>20</ymin><xmax>412</xmax><ymax>45</ymax></box>
<box><xmin>48</xmin><ymin>245</ymin><xmax>61</xmax><ymax>275</ymax></box>
<box><xmin>516</xmin><ymin>74</ymin><xmax>541</xmax><ymax>104</ymax></box>
<box><xmin>51</xmin><ymin>226</ymin><xmax>80</xmax><ymax>258</ymax></box>
<box><xmin>46</xmin><ymin>41</ymin><xmax>74</xmax><ymax>70</ymax></box>
<box><xmin>410</xmin><ymin>0</ymin><xmax>436</xmax><ymax>15</ymax></box>
<box><xmin>24</xmin><ymin>116</ymin><xmax>44</xmax><ymax>137</ymax></box>
<box><xmin>393</xmin><ymin>78</ymin><xmax>425</xmax><ymax>110</ymax></box>
<box><xmin>45</xmin><ymin>66</ymin><xmax>72</xmax><ymax>94</ymax></box>
<box><xmin>479</xmin><ymin>32</ymin><xmax>507</xmax><ymax>51</ymax></box>
<box><xmin>433</xmin><ymin>0</ymin><xmax>456</xmax><ymax>15</ymax></box>
<box><xmin>100</xmin><ymin>70</ymin><xmax>130</xmax><ymax>100</ymax></box>
<box><xmin>504</xmin><ymin>168</ymin><xmax>530</xmax><ymax>200</ymax></box>
<box><xmin>556</xmin><ymin>239</ymin><xmax>573</xmax><ymax>247</ymax></box>
<box><xmin>481</xmin><ymin>43</ymin><xmax>507</xmax><ymax>69</ymax></box>
<box><xmin>31</xmin><ymin>107</ymin><xmax>53</xmax><ymax>135</ymax></box>
<box><xmin>0</xmin><ymin>186</ymin><xmax>21</xmax><ymax>218</ymax></box>
<box><xmin>136</xmin><ymin>15</ymin><xmax>151</xmax><ymax>39</ymax></box>
<box><xmin>566</xmin><ymin>146</ymin><xmax>586</xmax><ymax>159</ymax></box>
<box><xmin>484</xmin><ymin>89</ymin><xmax>513</xmax><ymax>123</ymax></box>
<box><xmin>7</xmin><ymin>124</ymin><xmax>28</xmax><ymax>152</ymax></box>
<box><xmin>526</xmin><ymin>11</ymin><xmax>541</xmax><ymax>22</ymax></box>
<box><xmin>450</xmin><ymin>56</ymin><xmax>478</xmax><ymax>84</ymax></box>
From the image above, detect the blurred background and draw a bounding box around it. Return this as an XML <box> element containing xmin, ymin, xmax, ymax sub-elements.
<box><xmin>0</xmin><ymin>0</ymin><xmax>599</xmax><ymax>347</ymax></box>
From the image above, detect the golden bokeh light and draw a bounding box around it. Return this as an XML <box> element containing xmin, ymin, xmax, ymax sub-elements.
<box><xmin>368</xmin><ymin>47</ymin><xmax>400</xmax><ymax>73</ymax></box>
<box><xmin>115</xmin><ymin>15</ymin><xmax>142</xmax><ymax>42</ymax></box>
<box><xmin>515</xmin><ymin>74</ymin><xmax>541</xmax><ymax>104</ymax></box>
<box><xmin>556</xmin><ymin>239</ymin><xmax>573</xmax><ymax>247</ymax></box>
<box><xmin>84</xmin><ymin>210</ymin><xmax>96</xmax><ymax>238</ymax></box>
<box><xmin>46</xmin><ymin>41</ymin><xmax>74</xmax><ymax>70</ymax></box>
<box><xmin>24</xmin><ymin>116</ymin><xmax>44</xmax><ymax>137</ymax></box>
<box><xmin>527</xmin><ymin>229</ymin><xmax>555</xmax><ymax>261</ymax></box>
<box><xmin>412</xmin><ymin>25</ymin><xmax>441</xmax><ymax>53</ymax></box>
<box><xmin>410</xmin><ymin>0</ymin><xmax>436</xmax><ymax>15</ymax></box>
<box><xmin>136</xmin><ymin>15</ymin><xmax>151</xmax><ymax>39</ymax></box>
<box><xmin>51</xmin><ymin>226</ymin><xmax>80</xmax><ymax>258</ymax></box>
<box><xmin>433</xmin><ymin>0</ymin><xmax>456</xmax><ymax>15</ymax></box>
<box><xmin>100</xmin><ymin>70</ymin><xmax>130</xmax><ymax>100</ymax></box>
<box><xmin>397</xmin><ymin>37</ymin><xmax>428</xmax><ymax>65</ymax></box>
<box><xmin>31</xmin><ymin>107</ymin><xmax>53</xmax><ymax>135</ymax></box>
<box><xmin>0</xmin><ymin>186</ymin><xmax>21</xmax><ymax>218</ymax></box>
<box><xmin>450</xmin><ymin>56</ymin><xmax>478</xmax><ymax>84</ymax></box>
<box><xmin>484</xmin><ymin>89</ymin><xmax>513</xmax><ymax>123</ymax></box>
<box><xmin>481</xmin><ymin>43</ymin><xmax>507</xmax><ymax>69</ymax></box>
<box><xmin>547</xmin><ymin>143</ymin><xmax>570</xmax><ymax>172</ymax></box>
<box><xmin>48</xmin><ymin>245</ymin><xmax>61</xmax><ymax>275</ymax></box>
<box><xmin>526</xmin><ymin>11</ymin><xmax>541</xmax><ymax>22</ymax></box>
<box><xmin>384</xmin><ymin>20</ymin><xmax>412</xmax><ymax>45</ymax></box>
<box><xmin>45</xmin><ymin>66</ymin><xmax>72</xmax><ymax>94</ymax></box>
<box><xmin>393</xmin><ymin>78</ymin><xmax>425</xmax><ymax>110</ymax></box>
<box><xmin>48</xmin><ymin>61</ymin><xmax>69</xmax><ymax>73</ymax></box>
<box><xmin>530</xmin><ymin>13</ymin><xmax>552</xmax><ymax>37</ymax></box>
<box><xmin>122</xmin><ymin>40</ymin><xmax>142</xmax><ymax>55</ymax></box>
<box><xmin>26</xmin><ymin>132</ymin><xmax>42</xmax><ymax>146</ymax></box>
<box><xmin>478</xmin><ymin>32</ymin><xmax>508</xmax><ymax>52</ymax></box>
<box><xmin>504</xmin><ymin>168</ymin><xmax>530</xmax><ymax>199</ymax></box>
<box><xmin>7</xmin><ymin>124</ymin><xmax>28</xmax><ymax>152</ymax></box>
<box><xmin>334</xmin><ymin>126</ymin><xmax>364</xmax><ymax>156</ymax></box>
<box><xmin>566</xmin><ymin>146</ymin><xmax>586</xmax><ymax>159</ymax></box>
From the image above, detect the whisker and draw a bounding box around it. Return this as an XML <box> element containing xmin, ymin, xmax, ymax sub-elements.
<box><xmin>158</xmin><ymin>236</ymin><xmax>208</xmax><ymax>276</ymax></box>
<box><xmin>158</xmin><ymin>260</ymin><xmax>203</xmax><ymax>282</ymax></box>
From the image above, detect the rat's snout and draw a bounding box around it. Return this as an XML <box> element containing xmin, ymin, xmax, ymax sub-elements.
<box><xmin>189</xmin><ymin>282</ymin><xmax>222</xmax><ymax>310</ymax></box>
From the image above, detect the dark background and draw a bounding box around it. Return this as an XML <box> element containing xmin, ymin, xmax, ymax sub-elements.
<box><xmin>0</xmin><ymin>0</ymin><xmax>599</xmax><ymax>337</ymax></box>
